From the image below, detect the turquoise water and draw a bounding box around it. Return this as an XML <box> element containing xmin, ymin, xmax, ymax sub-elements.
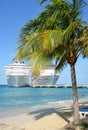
<box><xmin>0</xmin><ymin>85</ymin><xmax>88</xmax><ymax>111</ymax></box>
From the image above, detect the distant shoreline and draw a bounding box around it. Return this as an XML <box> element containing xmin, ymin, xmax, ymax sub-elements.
<box><xmin>0</xmin><ymin>84</ymin><xmax>88</xmax><ymax>88</ymax></box>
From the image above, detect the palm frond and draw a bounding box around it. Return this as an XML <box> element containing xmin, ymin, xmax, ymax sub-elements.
<box><xmin>55</xmin><ymin>53</ymin><xmax>67</xmax><ymax>72</ymax></box>
<box><xmin>73</xmin><ymin>0</ymin><xmax>86</xmax><ymax>11</ymax></box>
<box><xmin>39</xmin><ymin>0</ymin><xmax>49</xmax><ymax>5</ymax></box>
<box><xmin>28</xmin><ymin>51</ymin><xmax>52</xmax><ymax>76</ymax></box>
<box><xmin>37</xmin><ymin>30</ymin><xmax>63</xmax><ymax>52</ymax></box>
<box><xmin>80</xmin><ymin>27</ymin><xmax>88</xmax><ymax>57</ymax></box>
<box><xmin>71</xmin><ymin>0</ymin><xmax>86</xmax><ymax>20</ymax></box>
<box><xmin>63</xmin><ymin>19</ymin><xmax>84</xmax><ymax>42</ymax></box>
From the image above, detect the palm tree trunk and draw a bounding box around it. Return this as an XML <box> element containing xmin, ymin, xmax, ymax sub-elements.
<box><xmin>70</xmin><ymin>64</ymin><xmax>80</xmax><ymax>125</ymax></box>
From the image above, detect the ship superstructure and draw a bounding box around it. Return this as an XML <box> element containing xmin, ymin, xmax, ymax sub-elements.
<box><xmin>5</xmin><ymin>62</ymin><xmax>31</xmax><ymax>87</ymax></box>
<box><xmin>31</xmin><ymin>65</ymin><xmax>59</xmax><ymax>86</ymax></box>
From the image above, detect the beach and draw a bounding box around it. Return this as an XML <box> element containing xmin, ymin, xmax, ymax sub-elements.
<box><xmin>0</xmin><ymin>86</ymin><xmax>88</xmax><ymax>130</ymax></box>
<box><xmin>0</xmin><ymin>99</ymin><xmax>88</xmax><ymax>130</ymax></box>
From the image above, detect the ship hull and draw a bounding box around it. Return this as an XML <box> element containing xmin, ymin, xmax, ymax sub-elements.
<box><xmin>31</xmin><ymin>75</ymin><xmax>59</xmax><ymax>86</ymax></box>
<box><xmin>7</xmin><ymin>75</ymin><xmax>29</xmax><ymax>87</ymax></box>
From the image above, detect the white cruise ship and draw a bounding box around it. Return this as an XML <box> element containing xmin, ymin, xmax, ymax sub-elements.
<box><xmin>5</xmin><ymin>62</ymin><xmax>31</xmax><ymax>87</ymax></box>
<box><xmin>31</xmin><ymin>65</ymin><xmax>59</xmax><ymax>86</ymax></box>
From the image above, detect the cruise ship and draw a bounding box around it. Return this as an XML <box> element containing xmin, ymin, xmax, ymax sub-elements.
<box><xmin>31</xmin><ymin>65</ymin><xmax>59</xmax><ymax>86</ymax></box>
<box><xmin>5</xmin><ymin>61</ymin><xmax>31</xmax><ymax>87</ymax></box>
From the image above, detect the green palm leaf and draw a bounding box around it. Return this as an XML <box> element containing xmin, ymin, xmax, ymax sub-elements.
<box><xmin>38</xmin><ymin>30</ymin><xmax>63</xmax><ymax>52</ymax></box>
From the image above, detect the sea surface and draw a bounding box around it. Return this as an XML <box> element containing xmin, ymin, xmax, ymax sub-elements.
<box><xmin>0</xmin><ymin>85</ymin><xmax>88</xmax><ymax>111</ymax></box>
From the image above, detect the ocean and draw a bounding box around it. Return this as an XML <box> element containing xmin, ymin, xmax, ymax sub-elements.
<box><xmin>0</xmin><ymin>85</ymin><xmax>88</xmax><ymax>111</ymax></box>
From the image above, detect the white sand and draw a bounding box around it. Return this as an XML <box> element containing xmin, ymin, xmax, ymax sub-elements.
<box><xmin>0</xmin><ymin>99</ymin><xmax>87</xmax><ymax>130</ymax></box>
<box><xmin>0</xmin><ymin>113</ymin><xmax>67</xmax><ymax>130</ymax></box>
<box><xmin>24</xmin><ymin>113</ymin><xmax>67</xmax><ymax>130</ymax></box>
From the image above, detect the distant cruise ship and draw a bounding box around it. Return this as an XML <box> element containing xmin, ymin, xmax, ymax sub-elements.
<box><xmin>5</xmin><ymin>61</ymin><xmax>31</xmax><ymax>87</ymax></box>
<box><xmin>5</xmin><ymin>62</ymin><xmax>59</xmax><ymax>87</ymax></box>
<box><xmin>31</xmin><ymin>65</ymin><xmax>59</xmax><ymax>86</ymax></box>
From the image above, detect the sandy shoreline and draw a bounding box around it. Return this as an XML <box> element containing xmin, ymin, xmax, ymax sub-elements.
<box><xmin>0</xmin><ymin>99</ymin><xmax>88</xmax><ymax>130</ymax></box>
<box><xmin>0</xmin><ymin>100</ymin><xmax>73</xmax><ymax>119</ymax></box>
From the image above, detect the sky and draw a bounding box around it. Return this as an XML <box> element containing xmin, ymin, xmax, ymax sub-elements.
<box><xmin>0</xmin><ymin>0</ymin><xmax>88</xmax><ymax>85</ymax></box>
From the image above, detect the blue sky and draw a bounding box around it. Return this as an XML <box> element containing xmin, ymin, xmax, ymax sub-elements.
<box><xmin>0</xmin><ymin>0</ymin><xmax>88</xmax><ymax>85</ymax></box>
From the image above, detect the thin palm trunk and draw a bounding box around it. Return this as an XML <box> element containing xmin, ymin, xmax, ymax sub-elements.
<box><xmin>70</xmin><ymin>64</ymin><xmax>80</xmax><ymax>124</ymax></box>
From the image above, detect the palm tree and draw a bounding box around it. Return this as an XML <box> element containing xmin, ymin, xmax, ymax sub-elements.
<box><xmin>15</xmin><ymin>0</ymin><xmax>87</xmax><ymax>125</ymax></box>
